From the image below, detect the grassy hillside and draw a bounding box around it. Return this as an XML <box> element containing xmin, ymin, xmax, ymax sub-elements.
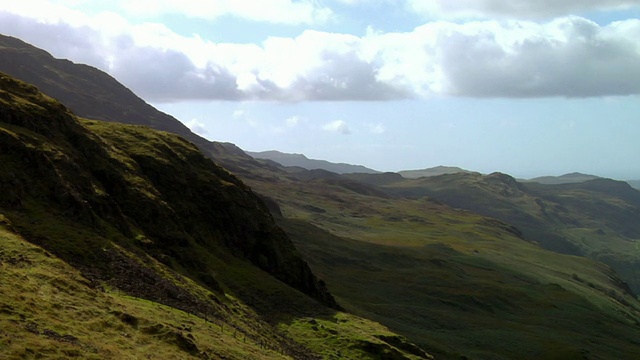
<box><xmin>398</xmin><ymin>166</ymin><xmax>471</xmax><ymax>179</ymax></box>
<box><xmin>368</xmin><ymin>172</ymin><xmax>640</xmax><ymax>294</ymax></box>
<box><xmin>281</xmin><ymin>218</ymin><xmax>640</xmax><ymax>359</ymax></box>
<box><xmin>526</xmin><ymin>172</ymin><xmax>602</xmax><ymax>185</ymax></box>
<box><xmin>238</xmin><ymin>166</ymin><xmax>640</xmax><ymax>359</ymax></box>
<box><xmin>0</xmin><ymin>218</ymin><xmax>290</xmax><ymax>360</ymax></box>
<box><xmin>0</xmin><ymin>216</ymin><xmax>434</xmax><ymax>360</ymax></box>
<box><xmin>0</xmin><ymin>72</ymin><xmax>433</xmax><ymax>359</ymax></box>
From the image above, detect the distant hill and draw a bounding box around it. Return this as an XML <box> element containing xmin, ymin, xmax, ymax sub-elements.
<box><xmin>374</xmin><ymin>171</ymin><xmax>640</xmax><ymax>293</ymax></box>
<box><xmin>628</xmin><ymin>180</ymin><xmax>640</xmax><ymax>190</ymax></box>
<box><xmin>247</xmin><ymin>150</ymin><xmax>380</xmax><ymax>174</ymax></box>
<box><xmin>398</xmin><ymin>166</ymin><xmax>471</xmax><ymax>179</ymax></box>
<box><xmin>526</xmin><ymin>172</ymin><xmax>602</xmax><ymax>184</ymax></box>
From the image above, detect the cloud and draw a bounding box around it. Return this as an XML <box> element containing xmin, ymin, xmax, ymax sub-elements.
<box><xmin>122</xmin><ymin>0</ymin><xmax>333</xmax><ymax>24</ymax></box>
<box><xmin>323</xmin><ymin>120</ymin><xmax>352</xmax><ymax>134</ymax></box>
<box><xmin>368</xmin><ymin>123</ymin><xmax>386</xmax><ymax>134</ymax></box>
<box><xmin>185</xmin><ymin>118</ymin><xmax>208</xmax><ymax>135</ymax></box>
<box><xmin>364</xmin><ymin>17</ymin><xmax>640</xmax><ymax>97</ymax></box>
<box><xmin>431</xmin><ymin>17</ymin><xmax>640</xmax><ymax>97</ymax></box>
<box><xmin>286</xmin><ymin>115</ymin><xmax>301</xmax><ymax>127</ymax></box>
<box><xmin>406</xmin><ymin>0</ymin><xmax>640</xmax><ymax>20</ymax></box>
<box><xmin>2</xmin><ymin>3</ymin><xmax>640</xmax><ymax>101</ymax></box>
<box><xmin>232</xmin><ymin>110</ymin><xmax>246</xmax><ymax>119</ymax></box>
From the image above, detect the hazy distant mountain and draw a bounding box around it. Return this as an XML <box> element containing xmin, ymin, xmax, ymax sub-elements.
<box><xmin>526</xmin><ymin>172</ymin><xmax>602</xmax><ymax>185</ymax></box>
<box><xmin>628</xmin><ymin>180</ymin><xmax>640</xmax><ymax>190</ymax></box>
<box><xmin>247</xmin><ymin>150</ymin><xmax>379</xmax><ymax>174</ymax></box>
<box><xmin>398</xmin><ymin>166</ymin><xmax>471</xmax><ymax>179</ymax></box>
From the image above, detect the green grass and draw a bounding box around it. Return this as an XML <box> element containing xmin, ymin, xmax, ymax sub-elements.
<box><xmin>235</xmin><ymin>169</ymin><xmax>640</xmax><ymax>359</ymax></box>
<box><xmin>0</xmin><ymin>220</ymin><xmax>288</xmax><ymax>359</ymax></box>
<box><xmin>0</xmin><ymin>218</ymin><xmax>434</xmax><ymax>359</ymax></box>
<box><xmin>278</xmin><ymin>217</ymin><xmax>640</xmax><ymax>359</ymax></box>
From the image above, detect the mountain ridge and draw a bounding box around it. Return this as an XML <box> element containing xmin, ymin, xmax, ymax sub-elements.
<box><xmin>0</xmin><ymin>34</ymin><xmax>270</xmax><ymax>180</ymax></box>
<box><xmin>626</xmin><ymin>179</ymin><xmax>640</xmax><ymax>190</ymax></box>
<box><xmin>248</xmin><ymin>150</ymin><xmax>380</xmax><ymax>174</ymax></box>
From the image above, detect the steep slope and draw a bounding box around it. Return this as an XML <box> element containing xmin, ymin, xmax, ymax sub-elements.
<box><xmin>627</xmin><ymin>180</ymin><xmax>640</xmax><ymax>190</ymax></box>
<box><xmin>248</xmin><ymin>150</ymin><xmax>380</xmax><ymax>174</ymax></box>
<box><xmin>0</xmin><ymin>73</ymin><xmax>433</xmax><ymax>359</ymax></box>
<box><xmin>0</xmin><ymin>218</ymin><xmax>299</xmax><ymax>360</ymax></box>
<box><xmin>0</xmin><ymin>217</ymin><xmax>432</xmax><ymax>360</ymax></box>
<box><xmin>0</xmin><ymin>34</ymin><xmax>267</xmax><ymax>178</ymax></box>
<box><xmin>0</xmin><ymin>71</ymin><xmax>334</xmax><ymax>307</ymax></box>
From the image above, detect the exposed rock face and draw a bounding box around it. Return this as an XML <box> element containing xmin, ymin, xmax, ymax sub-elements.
<box><xmin>0</xmin><ymin>72</ymin><xmax>338</xmax><ymax>309</ymax></box>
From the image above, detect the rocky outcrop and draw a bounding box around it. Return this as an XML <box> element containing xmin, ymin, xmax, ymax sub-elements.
<box><xmin>0</xmin><ymin>72</ymin><xmax>338</xmax><ymax>309</ymax></box>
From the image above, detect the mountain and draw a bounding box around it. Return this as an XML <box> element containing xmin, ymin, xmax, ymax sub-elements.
<box><xmin>527</xmin><ymin>172</ymin><xmax>602</xmax><ymax>184</ymax></box>
<box><xmin>628</xmin><ymin>180</ymin><xmax>640</xmax><ymax>190</ymax></box>
<box><xmin>398</xmin><ymin>166</ymin><xmax>470</xmax><ymax>179</ymax></box>
<box><xmin>248</xmin><ymin>150</ymin><xmax>380</xmax><ymax>174</ymax></box>
<box><xmin>372</xmin><ymin>171</ymin><xmax>640</xmax><ymax>293</ymax></box>
<box><xmin>0</xmin><ymin>72</ymin><xmax>432</xmax><ymax>359</ymax></box>
<box><xmin>243</xmin><ymin>165</ymin><xmax>640</xmax><ymax>359</ymax></box>
<box><xmin>5</xmin><ymin>35</ymin><xmax>640</xmax><ymax>359</ymax></box>
<box><xmin>0</xmin><ymin>34</ymin><xmax>269</xmax><ymax>179</ymax></box>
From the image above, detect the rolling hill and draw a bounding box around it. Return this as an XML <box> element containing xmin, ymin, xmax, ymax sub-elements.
<box><xmin>398</xmin><ymin>166</ymin><xmax>471</xmax><ymax>179</ymax></box>
<box><xmin>526</xmin><ymin>172</ymin><xmax>603</xmax><ymax>185</ymax></box>
<box><xmin>368</xmin><ymin>171</ymin><xmax>640</xmax><ymax>294</ymax></box>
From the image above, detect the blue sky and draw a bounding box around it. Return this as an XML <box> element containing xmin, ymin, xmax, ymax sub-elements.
<box><xmin>1</xmin><ymin>0</ymin><xmax>639</xmax><ymax>179</ymax></box>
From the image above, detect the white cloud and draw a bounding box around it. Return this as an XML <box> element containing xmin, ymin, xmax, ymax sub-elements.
<box><xmin>365</xmin><ymin>17</ymin><xmax>640</xmax><ymax>97</ymax></box>
<box><xmin>232</xmin><ymin>110</ymin><xmax>246</xmax><ymax>119</ymax></box>
<box><xmin>368</xmin><ymin>123</ymin><xmax>386</xmax><ymax>134</ymax></box>
<box><xmin>333</xmin><ymin>0</ymin><xmax>394</xmax><ymax>5</ymax></box>
<box><xmin>185</xmin><ymin>118</ymin><xmax>208</xmax><ymax>135</ymax></box>
<box><xmin>286</xmin><ymin>115</ymin><xmax>302</xmax><ymax>127</ymax></box>
<box><xmin>100</xmin><ymin>0</ymin><xmax>332</xmax><ymax>25</ymax></box>
<box><xmin>323</xmin><ymin>120</ymin><xmax>352</xmax><ymax>134</ymax></box>
<box><xmin>406</xmin><ymin>0</ymin><xmax>640</xmax><ymax>20</ymax></box>
<box><xmin>2</xmin><ymin>3</ymin><xmax>640</xmax><ymax>101</ymax></box>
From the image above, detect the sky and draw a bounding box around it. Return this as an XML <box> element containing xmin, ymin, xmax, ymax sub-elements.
<box><xmin>1</xmin><ymin>0</ymin><xmax>639</xmax><ymax>180</ymax></box>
